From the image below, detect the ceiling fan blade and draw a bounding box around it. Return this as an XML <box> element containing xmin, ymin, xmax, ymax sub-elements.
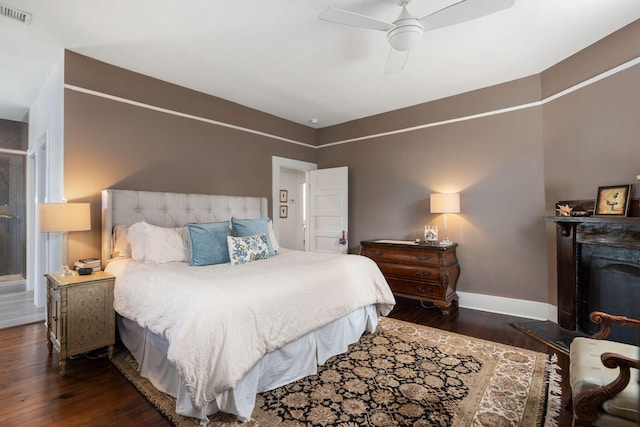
<box><xmin>384</xmin><ymin>48</ymin><xmax>409</xmax><ymax>75</ymax></box>
<box><xmin>420</xmin><ymin>0</ymin><xmax>514</xmax><ymax>32</ymax></box>
<box><xmin>318</xmin><ymin>7</ymin><xmax>395</xmax><ymax>32</ymax></box>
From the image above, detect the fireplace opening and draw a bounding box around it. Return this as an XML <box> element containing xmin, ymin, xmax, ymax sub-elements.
<box><xmin>578</xmin><ymin>244</ymin><xmax>640</xmax><ymax>345</ymax></box>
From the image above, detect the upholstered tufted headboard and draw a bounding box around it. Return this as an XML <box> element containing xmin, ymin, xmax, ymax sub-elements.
<box><xmin>101</xmin><ymin>189</ymin><xmax>268</xmax><ymax>266</ymax></box>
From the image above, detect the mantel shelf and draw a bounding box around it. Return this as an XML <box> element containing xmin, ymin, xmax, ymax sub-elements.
<box><xmin>544</xmin><ymin>216</ymin><xmax>640</xmax><ymax>225</ymax></box>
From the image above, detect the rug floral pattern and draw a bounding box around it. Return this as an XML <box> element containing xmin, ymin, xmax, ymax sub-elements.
<box><xmin>111</xmin><ymin>317</ymin><xmax>561</xmax><ymax>427</ymax></box>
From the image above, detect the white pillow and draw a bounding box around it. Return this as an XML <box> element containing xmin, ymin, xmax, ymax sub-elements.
<box><xmin>127</xmin><ymin>222</ymin><xmax>190</xmax><ymax>263</ymax></box>
<box><xmin>112</xmin><ymin>224</ymin><xmax>131</xmax><ymax>258</ymax></box>
<box><xmin>268</xmin><ymin>220</ymin><xmax>280</xmax><ymax>253</ymax></box>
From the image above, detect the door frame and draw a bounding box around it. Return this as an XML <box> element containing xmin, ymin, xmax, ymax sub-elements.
<box><xmin>271</xmin><ymin>156</ymin><xmax>316</xmax><ymax>244</ymax></box>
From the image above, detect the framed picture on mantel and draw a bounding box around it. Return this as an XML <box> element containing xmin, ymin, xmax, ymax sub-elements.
<box><xmin>594</xmin><ymin>184</ymin><xmax>632</xmax><ymax>217</ymax></box>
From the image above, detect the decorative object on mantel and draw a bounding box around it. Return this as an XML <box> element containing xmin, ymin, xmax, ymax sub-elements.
<box><xmin>430</xmin><ymin>192</ymin><xmax>460</xmax><ymax>246</ymax></box>
<box><xmin>594</xmin><ymin>184</ymin><xmax>632</xmax><ymax>217</ymax></box>
<box><xmin>556</xmin><ymin>204</ymin><xmax>572</xmax><ymax>217</ymax></box>
<box><xmin>570</xmin><ymin>209</ymin><xmax>590</xmax><ymax>217</ymax></box>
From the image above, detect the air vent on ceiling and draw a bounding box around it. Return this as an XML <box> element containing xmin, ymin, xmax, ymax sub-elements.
<box><xmin>0</xmin><ymin>3</ymin><xmax>32</xmax><ymax>24</ymax></box>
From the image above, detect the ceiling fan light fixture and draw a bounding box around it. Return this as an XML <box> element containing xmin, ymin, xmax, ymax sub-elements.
<box><xmin>387</xmin><ymin>24</ymin><xmax>423</xmax><ymax>51</ymax></box>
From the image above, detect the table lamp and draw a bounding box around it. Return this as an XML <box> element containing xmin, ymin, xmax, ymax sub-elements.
<box><xmin>39</xmin><ymin>203</ymin><xmax>91</xmax><ymax>275</ymax></box>
<box><xmin>430</xmin><ymin>193</ymin><xmax>460</xmax><ymax>246</ymax></box>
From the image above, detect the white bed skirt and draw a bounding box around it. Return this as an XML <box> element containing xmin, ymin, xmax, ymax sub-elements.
<box><xmin>118</xmin><ymin>305</ymin><xmax>380</xmax><ymax>423</ymax></box>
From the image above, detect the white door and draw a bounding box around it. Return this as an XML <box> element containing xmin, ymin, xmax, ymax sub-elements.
<box><xmin>306</xmin><ymin>167</ymin><xmax>348</xmax><ymax>254</ymax></box>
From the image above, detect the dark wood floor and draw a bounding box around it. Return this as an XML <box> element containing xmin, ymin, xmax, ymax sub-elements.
<box><xmin>0</xmin><ymin>298</ymin><xmax>572</xmax><ymax>426</ymax></box>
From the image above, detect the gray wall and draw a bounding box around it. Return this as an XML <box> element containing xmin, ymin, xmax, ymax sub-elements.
<box><xmin>63</xmin><ymin>51</ymin><xmax>317</xmax><ymax>263</ymax></box>
<box><xmin>317</xmin><ymin>83</ymin><xmax>547</xmax><ymax>303</ymax></box>
<box><xmin>63</xmin><ymin>20</ymin><xmax>640</xmax><ymax>309</ymax></box>
<box><xmin>316</xmin><ymin>20</ymin><xmax>640</xmax><ymax>306</ymax></box>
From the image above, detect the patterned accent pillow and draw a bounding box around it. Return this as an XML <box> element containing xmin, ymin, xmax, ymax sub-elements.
<box><xmin>231</xmin><ymin>217</ymin><xmax>276</xmax><ymax>256</ymax></box>
<box><xmin>227</xmin><ymin>234</ymin><xmax>270</xmax><ymax>265</ymax></box>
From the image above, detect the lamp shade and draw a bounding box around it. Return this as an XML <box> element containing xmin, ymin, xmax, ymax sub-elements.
<box><xmin>430</xmin><ymin>193</ymin><xmax>460</xmax><ymax>214</ymax></box>
<box><xmin>39</xmin><ymin>203</ymin><xmax>91</xmax><ymax>232</ymax></box>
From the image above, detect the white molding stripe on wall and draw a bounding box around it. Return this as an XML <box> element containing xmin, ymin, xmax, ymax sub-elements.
<box><xmin>319</xmin><ymin>56</ymin><xmax>640</xmax><ymax>148</ymax></box>
<box><xmin>64</xmin><ymin>56</ymin><xmax>639</xmax><ymax>150</ymax></box>
<box><xmin>0</xmin><ymin>148</ymin><xmax>27</xmax><ymax>156</ymax></box>
<box><xmin>63</xmin><ymin>84</ymin><xmax>317</xmax><ymax>149</ymax></box>
<box><xmin>457</xmin><ymin>291</ymin><xmax>558</xmax><ymax>322</ymax></box>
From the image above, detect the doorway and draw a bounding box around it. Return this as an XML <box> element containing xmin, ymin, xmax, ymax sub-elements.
<box><xmin>272</xmin><ymin>157</ymin><xmax>349</xmax><ymax>254</ymax></box>
<box><xmin>0</xmin><ymin>120</ymin><xmax>28</xmax><ymax>293</ymax></box>
<box><xmin>272</xmin><ymin>156</ymin><xmax>317</xmax><ymax>251</ymax></box>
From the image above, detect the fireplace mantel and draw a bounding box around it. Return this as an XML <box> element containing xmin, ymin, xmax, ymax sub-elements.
<box><xmin>546</xmin><ymin>200</ymin><xmax>640</xmax><ymax>329</ymax></box>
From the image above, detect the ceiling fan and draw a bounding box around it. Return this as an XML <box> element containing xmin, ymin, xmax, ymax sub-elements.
<box><xmin>318</xmin><ymin>0</ymin><xmax>515</xmax><ymax>74</ymax></box>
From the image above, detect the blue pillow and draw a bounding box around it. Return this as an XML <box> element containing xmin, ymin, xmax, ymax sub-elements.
<box><xmin>231</xmin><ymin>217</ymin><xmax>276</xmax><ymax>256</ymax></box>
<box><xmin>185</xmin><ymin>221</ymin><xmax>230</xmax><ymax>266</ymax></box>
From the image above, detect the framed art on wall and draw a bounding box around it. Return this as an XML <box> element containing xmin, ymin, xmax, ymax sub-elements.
<box><xmin>594</xmin><ymin>184</ymin><xmax>632</xmax><ymax>216</ymax></box>
<box><xmin>279</xmin><ymin>190</ymin><xmax>288</xmax><ymax>203</ymax></box>
<box><xmin>279</xmin><ymin>205</ymin><xmax>288</xmax><ymax>218</ymax></box>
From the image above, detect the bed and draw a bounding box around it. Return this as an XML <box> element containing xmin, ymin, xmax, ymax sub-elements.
<box><xmin>101</xmin><ymin>189</ymin><xmax>395</xmax><ymax>424</ymax></box>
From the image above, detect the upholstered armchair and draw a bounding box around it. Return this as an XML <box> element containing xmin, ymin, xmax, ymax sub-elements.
<box><xmin>570</xmin><ymin>311</ymin><xmax>639</xmax><ymax>427</ymax></box>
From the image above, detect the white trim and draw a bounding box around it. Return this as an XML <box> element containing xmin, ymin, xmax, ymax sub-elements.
<box><xmin>458</xmin><ymin>291</ymin><xmax>558</xmax><ymax>322</ymax></box>
<box><xmin>64</xmin><ymin>56</ymin><xmax>639</xmax><ymax>149</ymax></box>
<box><xmin>322</xmin><ymin>56</ymin><xmax>640</xmax><ymax>147</ymax></box>
<box><xmin>64</xmin><ymin>84</ymin><xmax>317</xmax><ymax>149</ymax></box>
<box><xmin>0</xmin><ymin>148</ymin><xmax>27</xmax><ymax>156</ymax></box>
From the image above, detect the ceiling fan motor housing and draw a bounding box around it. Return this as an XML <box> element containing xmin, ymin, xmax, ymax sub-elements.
<box><xmin>387</xmin><ymin>9</ymin><xmax>423</xmax><ymax>51</ymax></box>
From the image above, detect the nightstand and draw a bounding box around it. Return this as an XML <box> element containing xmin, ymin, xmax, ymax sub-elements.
<box><xmin>360</xmin><ymin>240</ymin><xmax>460</xmax><ymax>315</ymax></box>
<box><xmin>45</xmin><ymin>271</ymin><xmax>115</xmax><ymax>376</ymax></box>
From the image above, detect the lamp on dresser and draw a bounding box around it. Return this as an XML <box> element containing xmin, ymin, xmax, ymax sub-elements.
<box><xmin>430</xmin><ymin>192</ymin><xmax>460</xmax><ymax>246</ymax></box>
<box><xmin>39</xmin><ymin>202</ymin><xmax>91</xmax><ymax>275</ymax></box>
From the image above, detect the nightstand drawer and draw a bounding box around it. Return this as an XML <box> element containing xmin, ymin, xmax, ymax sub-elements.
<box><xmin>377</xmin><ymin>262</ymin><xmax>441</xmax><ymax>281</ymax></box>
<box><xmin>361</xmin><ymin>245</ymin><xmax>441</xmax><ymax>266</ymax></box>
<box><xmin>387</xmin><ymin>278</ymin><xmax>443</xmax><ymax>298</ymax></box>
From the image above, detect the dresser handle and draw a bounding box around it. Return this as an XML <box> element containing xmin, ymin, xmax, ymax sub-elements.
<box><xmin>415</xmin><ymin>254</ymin><xmax>432</xmax><ymax>261</ymax></box>
<box><xmin>413</xmin><ymin>270</ymin><xmax>431</xmax><ymax>277</ymax></box>
<box><xmin>415</xmin><ymin>285</ymin><xmax>433</xmax><ymax>293</ymax></box>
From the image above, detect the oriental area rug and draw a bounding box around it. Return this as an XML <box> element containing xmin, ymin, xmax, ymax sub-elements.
<box><xmin>110</xmin><ymin>317</ymin><xmax>562</xmax><ymax>427</ymax></box>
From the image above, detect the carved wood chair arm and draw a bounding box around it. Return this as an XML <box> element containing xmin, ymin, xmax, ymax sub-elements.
<box><xmin>589</xmin><ymin>311</ymin><xmax>640</xmax><ymax>340</ymax></box>
<box><xmin>573</xmin><ymin>352</ymin><xmax>640</xmax><ymax>425</ymax></box>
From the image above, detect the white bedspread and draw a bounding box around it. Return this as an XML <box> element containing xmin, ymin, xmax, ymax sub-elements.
<box><xmin>107</xmin><ymin>250</ymin><xmax>395</xmax><ymax>410</ymax></box>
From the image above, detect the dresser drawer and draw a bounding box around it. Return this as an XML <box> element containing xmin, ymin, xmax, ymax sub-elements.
<box><xmin>361</xmin><ymin>245</ymin><xmax>441</xmax><ymax>266</ymax></box>
<box><xmin>360</xmin><ymin>240</ymin><xmax>459</xmax><ymax>316</ymax></box>
<box><xmin>377</xmin><ymin>262</ymin><xmax>442</xmax><ymax>282</ymax></box>
<box><xmin>387</xmin><ymin>278</ymin><xmax>444</xmax><ymax>299</ymax></box>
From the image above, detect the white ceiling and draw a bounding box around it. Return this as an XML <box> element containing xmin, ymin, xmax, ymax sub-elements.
<box><xmin>1</xmin><ymin>0</ymin><xmax>639</xmax><ymax>127</ymax></box>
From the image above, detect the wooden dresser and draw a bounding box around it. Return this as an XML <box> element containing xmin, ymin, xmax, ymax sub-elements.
<box><xmin>46</xmin><ymin>271</ymin><xmax>115</xmax><ymax>375</ymax></box>
<box><xmin>360</xmin><ymin>240</ymin><xmax>460</xmax><ymax>315</ymax></box>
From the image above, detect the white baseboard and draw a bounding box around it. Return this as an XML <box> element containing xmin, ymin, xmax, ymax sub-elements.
<box><xmin>457</xmin><ymin>291</ymin><xmax>558</xmax><ymax>322</ymax></box>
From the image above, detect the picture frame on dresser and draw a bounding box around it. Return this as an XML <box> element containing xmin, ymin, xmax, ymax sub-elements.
<box><xmin>594</xmin><ymin>184</ymin><xmax>632</xmax><ymax>216</ymax></box>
